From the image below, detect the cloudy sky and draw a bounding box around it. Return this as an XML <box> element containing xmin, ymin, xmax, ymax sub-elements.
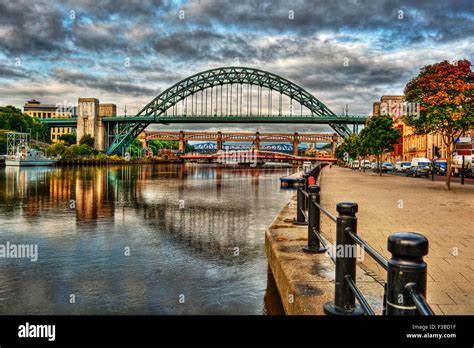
<box><xmin>0</xmin><ymin>0</ymin><xmax>472</xmax><ymax>133</ymax></box>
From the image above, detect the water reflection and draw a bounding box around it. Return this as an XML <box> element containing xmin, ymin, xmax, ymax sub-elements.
<box><xmin>0</xmin><ymin>164</ymin><xmax>289</xmax><ymax>314</ymax></box>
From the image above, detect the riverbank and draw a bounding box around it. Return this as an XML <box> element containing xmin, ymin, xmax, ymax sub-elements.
<box><xmin>54</xmin><ymin>158</ymin><xmax>183</xmax><ymax>166</ymax></box>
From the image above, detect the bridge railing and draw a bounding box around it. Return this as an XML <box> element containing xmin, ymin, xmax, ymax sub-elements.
<box><xmin>293</xmin><ymin>165</ymin><xmax>434</xmax><ymax>316</ymax></box>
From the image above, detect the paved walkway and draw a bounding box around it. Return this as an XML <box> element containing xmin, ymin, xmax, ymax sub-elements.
<box><xmin>319</xmin><ymin>166</ymin><xmax>474</xmax><ymax>315</ymax></box>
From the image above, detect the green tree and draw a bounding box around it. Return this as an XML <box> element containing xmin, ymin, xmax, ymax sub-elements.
<box><xmin>363</xmin><ymin>115</ymin><xmax>401</xmax><ymax>176</ymax></box>
<box><xmin>0</xmin><ymin>129</ymin><xmax>9</xmax><ymax>154</ymax></box>
<box><xmin>346</xmin><ymin>134</ymin><xmax>360</xmax><ymax>164</ymax></box>
<box><xmin>63</xmin><ymin>145</ymin><xmax>80</xmax><ymax>159</ymax></box>
<box><xmin>79</xmin><ymin>134</ymin><xmax>95</xmax><ymax>147</ymax></box>
<box><xmin>129</xmin><ymin>139</ymin><xmax>143</xmax><ymax>158</ymax></box>
<box><xmin>334</xmin><ymin>142</ymin><xmax>347</xmax><ymax>161</ymax></box>
<box><xmin>147</xmin><ymin>139</ymin><xmax>193</xmax><ymax>156</ymax></box>
<box><xmin>77</xmin><ymin>144</ymin><xmax>94</xmax><ymax>156</ymax></box>
<box><xmin>59</xmin><ymin>133</ymin><xmax>76</xmax><ymax>146</ymax></box>
<box><xmin>334</xmin><ymin>134</ymin><xmax>359</xmax><ymax>167</ymax></box>
<box><xmin>47</xmin><ymin>143</ymin><xmax>66</xmax><ymax>157</ymax></box>
<box><xmin>62</xmin><ymin>144</ymin><xmax>96</xmax><ymax>158</ymax></box>
<box><xmin>357</xmin><ymin>127</ymin><xmax>370</xmax><ymax>172</ymax></box>
<box><xmin>0</xmin><ymin>106</ymin><xmax>50</xmax><ymax>142</ymax></box>
<box><xmin>404</xmin><ymin>59</ymin><xmax>473</xmax><ymax>189</ymax></box>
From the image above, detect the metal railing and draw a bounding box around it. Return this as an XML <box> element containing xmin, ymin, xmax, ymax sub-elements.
<box><xmin>293</xmin><ymin>164</ymin><xmax>434</xmax><ymax>316</ymax></box>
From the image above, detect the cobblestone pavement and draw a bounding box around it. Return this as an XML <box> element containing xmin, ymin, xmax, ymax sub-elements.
<box><xmin>319</xmin><ymin>166</ymin><xmax>474</xmax><ymax>315</ymax></box>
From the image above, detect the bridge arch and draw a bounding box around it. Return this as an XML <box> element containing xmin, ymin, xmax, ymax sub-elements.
<box><xmin>107</xmin><ymin>67</ymin><xmax>352</xmax><ymax>154</ymax></box>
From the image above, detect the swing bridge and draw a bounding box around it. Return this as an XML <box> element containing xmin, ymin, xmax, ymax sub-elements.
<box><xmin>137</xmin><ymin>130</ymin><xmax>334</xmax><ymax>157</ymax></box>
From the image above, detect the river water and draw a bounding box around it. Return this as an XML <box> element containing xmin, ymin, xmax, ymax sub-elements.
<box><xmin>0</xmin><ymin>164</ymin><xmax>292</xmax><ymax>314</ymax></box>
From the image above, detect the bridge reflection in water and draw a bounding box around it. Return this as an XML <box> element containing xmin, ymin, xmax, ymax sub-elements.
<box><xmin>0</xmin><ymin>164</ymin><xmax>288</xmax><ymax>314</ymax></box>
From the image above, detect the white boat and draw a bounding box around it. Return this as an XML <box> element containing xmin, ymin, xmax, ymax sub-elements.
<box><xmin>262</xmin><ymin>161</ymin><xmax>292</xmax><ymax>168</ymax></box>
<box><xmin>5</xmin><ymin>147</ymin><xmax>56</xmax><ymax>166</ymax></box>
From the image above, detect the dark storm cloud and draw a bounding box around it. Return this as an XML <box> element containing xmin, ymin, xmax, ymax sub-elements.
<box><xmin>51</xmin><ymin>68</ymin><xmax>156</xmax><ymax>96</ymax></box>
<box><xmin>62</xmin><ymin>0</ymin><xmax>172</xmax><ymax>20</ymax></box>
<box><xmin>285</xmin><ymin>60</ymin><xmax>413</xmax><ymax>92</ymax></box>
<box><xmin>0</xmin><ymin>65</ymin><xmax>30</xmax><ymax>79</ymax></box>
<box><xmin>69</xmin><ymin>21</ymin><xmax>142</xmax><ymax>55</ymax></box>
<box><xmin>185</xmin><ymin>0</ymin><xmax>474</xmax><ymax>44</ymax></box>
<box><xmin>0</xmin><ymin>0</ymin><xmax>173</xmax><ymax>57</ymax></box>
<box><xmin>152</xmin><ymin>30</ymin><xmax>258</xmax><ymax>62</ymax></box>
<box><xmin>0</xmin><ymin>0</ymin><xmax>472</xmax><ymax>115</ymax></box>
<box><xmin>0</xmin><ymin>0</ymin><xmax>69</xmax><ymax>56</ymax></box>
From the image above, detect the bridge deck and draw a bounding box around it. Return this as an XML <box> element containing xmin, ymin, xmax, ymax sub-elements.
<box><xmin>39</xmin><ymin>115</ymin><xmax>367</xmax><ymax>125</ymax></box>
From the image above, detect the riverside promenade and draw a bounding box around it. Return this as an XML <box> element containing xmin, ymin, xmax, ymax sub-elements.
<box><xmin>266</xmin><ymin>165</ymin><xmax>474</xmax><ymax>315</ymax></box>
<box><xmin>318</xmin><ymin>166</ymin><xmax>474</xmax><ymax>315</ymax></box>
<box><xmin>265</xmin><ymin>189</ymin><xmax>384</xmax><ymax>315</ymax></box>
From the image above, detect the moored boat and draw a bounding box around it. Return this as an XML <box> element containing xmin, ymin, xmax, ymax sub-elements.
<box><xmin>5</xmin><ymin>147</ymin><xmax>56</xmax><ymax>166</ymax></box>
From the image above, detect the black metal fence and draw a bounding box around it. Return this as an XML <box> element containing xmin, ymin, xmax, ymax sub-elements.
<box><xmin>293</xmin><ymin>164</ymin><xmax>434</xmax><ymax>316</ymax></box>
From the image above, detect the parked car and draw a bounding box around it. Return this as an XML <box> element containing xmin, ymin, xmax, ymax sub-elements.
<box><xmin>395</xmin><ymin>161</ymin><xmax>403</xmax><ymax>172</ymax></box>
<box><xmin>382</xmin><ymin>162</ymin><xmax>394</xmax><ymax>172</ymax></box>
<box><xmin>411</xmin><ymin>158</ymin><xmax>431</xmax><ymax>168</ymax></box>
<box><xmin>350</xmin><ymin>160</ymin><xmax>359</xmax><ymax>169</ymax></box>
<box><xmin>406</xmin><ymin>164</ymin><xmax>430</xmax><ymax>177</ymax></box>
<box><xmin>400</xmin><ymin>161</ymin><xmax>412</xmax><ymax>172</ymax></box>
<box><xmin>433</xmin><ymin>160</ymin><xmax>448</xmax><ymax>176</ymax></box>
<box><xmin>362</xmin><ymin>160</ymin><xmax>371</xmax><ymax>169</ymax></box>
<box><xmin>371</xmin><ymin>162</ymin><xmax>379</xmax><ymax>172</ymax></box>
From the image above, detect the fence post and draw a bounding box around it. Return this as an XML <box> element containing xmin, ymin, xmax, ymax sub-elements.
<box><xmin>386</xmin><ymin>232</ymin><xmax>429</xmax><ymax>315</ymax></box>
<box><xmin>303</xmin><ymin>185</ymin><xmax>326</xmax><ymax>253</ymax></box>
<box><xmin>324</xmin><ymin>202</ymin><xmax>364</xmax><ymax>315</ymax></box>
<box><xmin>293</xmin><ymin>178</ymin><xmax>307</xmax><ymax>225</ymax></box>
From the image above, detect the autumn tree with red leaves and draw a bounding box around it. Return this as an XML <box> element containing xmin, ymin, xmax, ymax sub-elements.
<box><xmin>404</xmin><ymin>59</ymin><xmax>473</xmax><ymax>190</ymax></box>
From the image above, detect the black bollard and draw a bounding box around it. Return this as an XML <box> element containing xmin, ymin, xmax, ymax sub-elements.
<box><xmin>293</xmin><ymin>178</ymin><xmax>307</xmax><ymax>225</ymax></box>
<box><xmin>303</xmin><ymin>185</ymin><xmax>326</xmax><ymax>253</ymax></box>
<box><xmin>386</xmin><ymin>232</ymin><xmax>429</xmax><ymax>315</ymax></box>
<box><xmin>324</xmin><ymin>202</ymin><xmax>364</xmax><ymax>315</ymax></box>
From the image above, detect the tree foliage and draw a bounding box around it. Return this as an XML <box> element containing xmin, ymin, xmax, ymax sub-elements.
<box><xmin>363</xmin><ymin>115</ymin><xmax>401</xmax><ymax>156</ymax></box>
<box><xmin>47</xmin><ymin>143</ymin><xmax>66</xmax><ymax>157</ymax></box>
<box><xmin>0</xmin><ymin>106</ymin><xmax>50</xmax><ymax>145</ymax></box>
<box><xmin>79</xmin><ymin>134</ymin><xmax>94</xmax><ymax>147</ymax></box>
<box><xmin>148</xmin><ymin>140</ymin><xmax>194</xmax><ymax>155</ymax></box>
<box><xmin>404</xmin><ymin>59</ymin><xmax>473</xmax><ymax>189</ymax></box>
<box><xmin>59</xmin><ymin>133</ymin><xmax>76</xmax><ymax>146</ymax></box>
<box><xmin>336</xmin><ymin>115</ymin><xmax>400</xmax><ymax>175</ymax></box>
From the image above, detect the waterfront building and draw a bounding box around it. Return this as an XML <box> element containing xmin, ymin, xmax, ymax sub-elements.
<box><xmin>24</xmin><ymin>99</ymin><xmax>117</xmax><ymax>145</ymax></box>
<box><xmin>372</xmin><ymin>95</ymin><xmax>449</xmax><ymax>162</ymax></box>
<box><xmin>23</xmin><ymin>99</ymin><xmax>76</xmax><ymax>143</ymax></box>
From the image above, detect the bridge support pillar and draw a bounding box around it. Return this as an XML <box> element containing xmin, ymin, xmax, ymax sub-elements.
<box><xmin>77</xmin><ymin>98</ymin><xmax>106</xmax><ymax>151</ymax></box>
<box><xmin>217</xmin><ymin>131</ymin><xmax>223</xmax><ymax>151</ymax></box>
<box><xmin>331</xmin><ymin>133</ymin><xmax>338</xmax><ymax>156</ymax></box>
<box><xmin>178</xmin><ymin>131</ymin><xmax>185</xmax><ymax>152</ymax></box>
<box><xmin>255</xmin><ymin>131</ymin><xmax>260</xmax><ymax>150</ymax></box>
<box><xmin>293</xmin><ymin>132</ymin><xmax>299</xmax><ymax>157</ymax></box>
<box><xmin>137</xmin><ymin>131</ymin><xmax>148</xmax><ymax>149</ymax></box>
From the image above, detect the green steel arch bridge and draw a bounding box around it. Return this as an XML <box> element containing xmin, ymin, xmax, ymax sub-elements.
<box><xmin>40</xmin><ymin>67</ymin><xmax>367</xmax><ymax>155</ymax></box>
